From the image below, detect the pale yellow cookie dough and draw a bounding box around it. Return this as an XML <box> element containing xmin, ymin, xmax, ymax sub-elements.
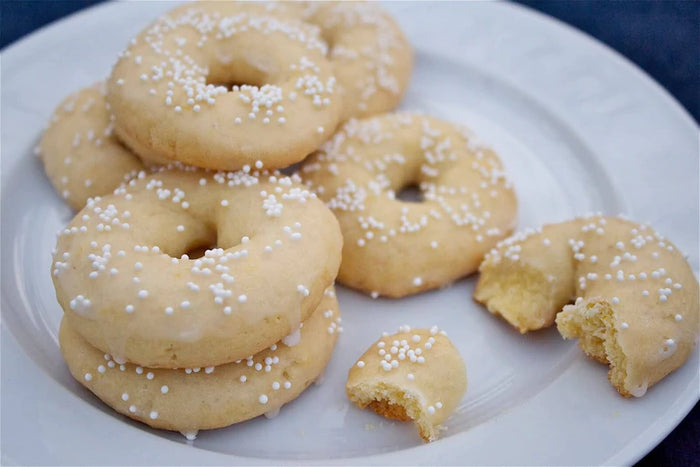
<box><xmin>60</xmin><ymin>287</ymin><xmax>342</xmax><ymax>433</ymax></box>
<box><xmin>346</xmin><ymin>325</ymin><xmax>467</xmax><ymax>442</ymax></box>
<box><xmin>39</xmin><ymin>83</ymin><xmax>144</xmax><ymax>210</ymax></box>
<box><xmin>474</xmin><ymin>221</ymin><xmax>582</xmax><ymax>333</ymax></box>
<box><xmin>301</xmin><ymin>113</ymin><xmax>517</xmax><ymax>298</ymax></box>
<box><xmin>52</xmin><ymin>167</ymin><xmax>342</xmax><ymax>368</ymax></box>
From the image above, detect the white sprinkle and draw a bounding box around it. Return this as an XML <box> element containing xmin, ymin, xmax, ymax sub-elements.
<box><xmin>259</xmin><ymin>394</ymin><xmax>268</xmax><ymax>404</ymax></box>
<box><xmin>121</xmin><ymin>393</ymin><xmax>129</xmax><ymax>401</ymax></box>
<box><xmin>149</xmin><ymin>411</ymin><xmax>158</xmax><ymax>420</ymax></box>
<box><xmin>161</xmin><ymin>385</ymin><xmax>169</xmax><ymax>394</ymax></box>
<box><xmin>357</xmin><ymin>361</ymin><xmax>365</xmax><ymax>368</ymax></box>
<box><xmin>84</xmin><ymin>373</ymin><xmax>92</xmax><ymax>381</ymax></box>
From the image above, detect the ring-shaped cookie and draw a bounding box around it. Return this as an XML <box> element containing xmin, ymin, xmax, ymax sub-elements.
<box><xmin>475</xmin><ymin>215</ymin><xmax>699</xmax><ymax>397</ymax></box>
<box><xmin>107</xmin><ymin>4</ymin><xmax>341</xmax><ymax>170</ymax></box>
<box><xmin>52</xmin><ymin>167</ymin><xmax>342</xmax><ymax>368</ymax></box>
<box><xmin>297</xmin><ymin>1</ymin><xmax>413</xmax><ymax>121</ymax></box>
<box><xmin>39</xmin><ymin>83</ymin><xmax>144</xmax><ymax>210</ymax></box>
<box><xmin>59</xmin><ymin>287</ymin><xmax>341</xmax><ymax>433</ymax></box>
<box><xmin>301</xmin><ymin>113</ymin><xmax>517</xmax><ymax>298</ymax></box>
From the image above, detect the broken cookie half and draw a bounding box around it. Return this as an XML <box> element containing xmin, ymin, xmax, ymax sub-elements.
<box><xmin>476</xmin><ymin>215</ymin><xmax>699</xmax><ymax>397</ymax></box>
<box><xmin>346</xmin><ymin>325</ymin><xmax>467</xmax><ymax>442</ymax></box>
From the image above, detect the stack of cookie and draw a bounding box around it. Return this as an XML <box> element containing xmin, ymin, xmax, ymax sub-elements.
<box><xmin>43</xmin><ymin>1</ymin><xmax>412</xmax><ymax>436</ymax></box>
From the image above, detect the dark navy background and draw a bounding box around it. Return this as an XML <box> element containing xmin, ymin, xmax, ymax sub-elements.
<box><xmin>1</xmin><ymin>1</ymin><xmax>698</xmax><ymax>465</ymax></box>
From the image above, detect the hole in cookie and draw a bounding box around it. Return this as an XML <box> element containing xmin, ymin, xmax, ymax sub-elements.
<box><xmin>206</xmin><ymin>60</ymin><xmax>269</xmax><ymax>91</ymax></box>
<box><xmin>181</xmin><ymin>231</ymin><xmax>219</xmax><ymax>259</ymax></box>
<box><xmin>183</xmin><ymin>243</ymin><xmax>218</xmax><ymax>259</ymax></box>
<box><xmin>206</xmin><ymin>79</ymin><xmax>263</xmax><ymax>91</ymax></box>
<box><xmin>396</xmin><ymin>184</ymin><xmax>424</xmax><ymax>203</ymax></box>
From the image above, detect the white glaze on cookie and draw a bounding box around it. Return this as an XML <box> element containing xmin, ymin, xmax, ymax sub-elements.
<box><xmin>52</xmin><ymin>166</ymin><xmax>342</xmax><ymax>368</ymax></box>
<box><xmin>301</xmin><ymin>113</ymin><xmax>517</xmax><ymax>297</ymax></box>
<box><xmin>107</xmin><ymin>3</ymin><xmax>341</xmax><ymax>170</ymax></box>
<box><xmin>60</xmin><ymin>288</ymin><xmax>341</xmax><ymax>432</ymax></box>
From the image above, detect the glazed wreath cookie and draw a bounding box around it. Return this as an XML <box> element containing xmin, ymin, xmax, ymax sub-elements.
<box><xmin>52</xmin><ymin>167</ymin><xmax>342</xmax><ymax>368</ymax></box>
<box><xmin>294</xmin><ymin>1</ymin><xmax>413</xmax><ymax>121</ymax></box>
<box><xmin>107</xmin><ymin>3</ymin><xmax>342</xmax><ymax>170</ymax></box>
<box><xmin>60</xmin><ymin>287</ymin><xmax>342</xmax><ymax>434</ymax></box>
<box><xmin>174</xmin><ymin>1</ymin><xmax>413</xmax><ymax>122</ymax></box>
<box><xmin>301</xmin><ymin>113</ymin><xmax>517</xmax><ymax>298</ymax></box>
<box><xmin>39</xmin><ymin>83</ymin><xmax>144</xmax><ymax>210</ymax></box>
<box><xmin>475</xmin><ymin>215</ymin><xmax>699</xmax><ymax>397</ymax></box>
<box><xmin>346</xmin><ymin>325</ymin><xmax>467</xmax><ymax>442</ymax></box>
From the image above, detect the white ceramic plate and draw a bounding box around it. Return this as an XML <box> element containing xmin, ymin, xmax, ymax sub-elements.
<box><xmin>1</xmin><ymin>1</ymin><xmax>698</xmax><ymax>465</ymax></box>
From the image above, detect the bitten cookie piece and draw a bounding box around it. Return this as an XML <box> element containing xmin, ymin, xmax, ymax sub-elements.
<box><xmin>474</xmin><ymin>221</ymin><xmax>581</xmax><ymax>333</ymax></box>
<box><xmin>346</xmin><ymin>325</ymin><xmax>467</xmax><ymax>442</ymax></box>
<box><xmin>555</xmin><ymin>217</ymin><xmax>699</xmax><ymax>397</ymax></box>
<box><xmin>474</xmin><ymin>214</ymin><xmax>699</xmax><ymax>397</ymax></box>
